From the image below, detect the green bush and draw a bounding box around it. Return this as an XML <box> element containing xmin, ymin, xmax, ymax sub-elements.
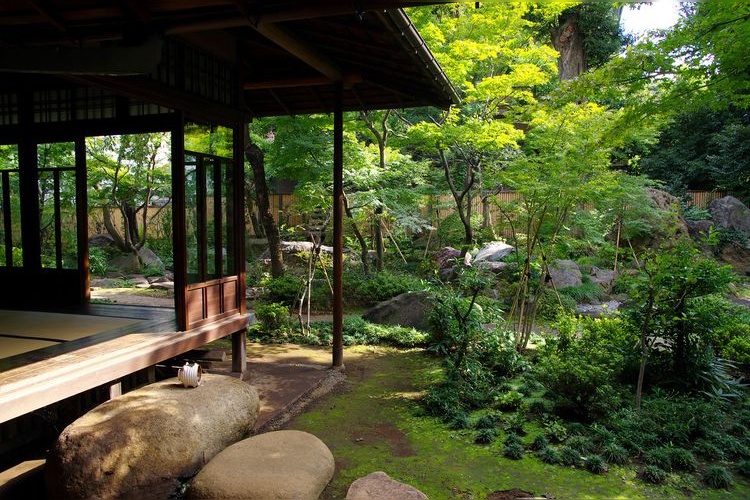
<box><xmin>644</xmin><ymin>447</ymin><xmax>672</xmax><ymax>472</ymax></box>
<box><xmin>559</xmin><ymin>446</ymin><xmax>581</xmax><ymax>467</ymax></box>
<box><xmin>448</xmin><ymin>412</ymin><xmax>471</xmax><ymax>430</ymax></box>
<box><xmin>535</xmin><ymin>291</ymin><xmax>577</xmax><ymax>320</ymax></box>
<box><xmin>558</xmin><ymin>282</ymin><xmax>605</xmax><ymax>304</ymax></box>
<box><xmin>642</xmin><ymin>465</ymin><xmax>667</xmax><ymax>484</ymax></box>
<box><xmin>436</xmin><ymin>212</ymin><xmax>484</xmax><ymax>247</ymax></box>
<box><xmin>341</xmin><ymin>316</ymin><xmax>428</xmax><ymax>347</ymax></box>
<box><xmin>503</xmin><ymin>442</ymin><xmax>525</xmax><ymax>460</ymax></box>
<box><xmin>538</xmin><ymin>446</ymin><xmax>561</xmax><ymax>464</ymax></box>
<box><xmin>263</xmin><ymin>274</ymin><xmax>300</xmax><ymax>306</ymax></box>
<box><xmin>566</xmin><ymin>435</ymin><xmax>594</xmax><ymax>455</ymax></box>
<box><xmin>475</xmin><ymin>412</ymin><xmax>502</xmax><ymax>430</ymax></box>
<box><xmin>736</xmin><ymin>459</ymin><xmax>750</xmax><ymax>477</ymax></box>
<box><xmin>343</xmin><ymin>269</ymin><xmax>425</xmax><ymax>306</ymax></box>
<box><xmin>693</xmin><ymin>439</ymin><xmax>726</xmax><ymax>461</ymax></box>
<box><xmin>89</xmin><ymin>247</ymin><xmax>111</xmax><ymax>276</ymax></box>
<box><xmin>531</xmin><ymin>434</ymin><xmax>549</xmax><ymax>451</ymax></box>
<box><xmin>703</xmin><ymin>466</ymin><xmax>733</xmax><ymax>489</ymax></box>
<box><xmin>252</xmin><ymin>302</ymin><xmax>293</xmax><ymax>337</ymax></box>
<box><xmin>475</xmin><ymin>427</ymin><xmax>498</xmax><ymax>445</ymax></box>
<box><xmin>601</xmin><ymin>443</ymin><xmax>628</xmax><ymax>465</ymax></box>
<box><xmin>494</xmin><ymin>391</ymin><xmax>525</xmax><ymax>411</ymax></box>
<box><xmin>534</xmin><ymin>314</ymin><xmax>635</xmax><ymax>419</ymax></box>
<box><xmin>667</xmin><ymin>447</ymin><xmax>696</xmax><ymax>472</ymax></box>
<box><xmin>584</xmin><ymin>455</ymin><xmax>607</xmax><ymax>474</ymax></box>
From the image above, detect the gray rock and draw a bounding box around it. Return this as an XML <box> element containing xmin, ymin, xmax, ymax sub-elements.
<box><xmin>576</xmin><ymin>300</ymin><xmax>621</xmax><ymax>318</ymax></box>
<box><xmin>137</xmin><ymin>247</ymin><xmax>163</xmax><ymax>269</ymax></box>
<box><xmin>475</xmin><ymin>260</ymin><xmax>516</xmax><ymax>279</ymax></box>
<box><xmin>686</xmin><ymin>219</ymin><xmax>714</xmax><ymax>240</ymax></box>
<box><xmin>45</xmin><ymin>374</ymin><xmax>259</xmax><ymax>500</ymax></box>
<box><xmin>548</xmin><ymin>259</ymin><xmax>582</xmax><ymax>288</ymax></box>
<box><xmin>186</xmin><ymin>430</ymin><xmax>334</xmax><ymax>500</ymax></box>
<box><xmin>589</xmin><ymin>266</ymin><xmax>616</xmax><ymax>290</ymax></box>
<box><xmin>434</xmin><ymin>246</ymin><xmax>461</xmax><ymax>270</ymax></box>
<box><xmin>474</xmin><ymin>241</ymin><xmax>514</xmax><ymax>263</ymax></box>
<box><xmin>710</xmin><ymin>196</ymin><xmax>750</xmax><ymax>237</ymax></box>
<box><xmin>89</xmin><ymin>233</ymin><xmax>116</xmax><ymax>248</ymax></box>
<box><xmin>718</xmin><ymin>241</ymin><xmax>750</xmax><ymax>276</ymax></box>
<box><xmin>362</xmin><ymin>291</ymin><xmax>432</xmax><ymax>332</ymax></box>
<box><xmin>347</xmin><ymin>471</ymin><xmax>427</xmax><ymax>500</ymax></box>
<box><xmin>107</xmin><ymin>253</ymin><xmax>141</xmax><ymax>274</ymax></box>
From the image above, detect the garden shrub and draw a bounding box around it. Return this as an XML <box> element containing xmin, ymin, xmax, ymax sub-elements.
<box><xmin>475</xmin><ymin>427</ymin><xmax>498</xmax><ymax>445</ymax></box>
<box><xmin>343</xmin><ymin>269</ymin><xmax>425</xmax><ymax>306</ymax></box>
<box><xmin>421</xmin><ymin>383</ymin><xmax>465</xmax><ymax>419</ymax></box>
<box><xmin>642</xmin><ymin>465</ymin><xmax>667</xmax><ymax>484</ymax></box>
<box><xmin>448</xmin><ymin>412</ymin><xmax>471</xmax><ymax>430</ymax></box>
<box><xmin>436</xmin><ymin>212</ymin><xmax>484</xmax><ymax>247</ymax></box>
<box><xmin>736</xmin><ymin>459</ymin><xmax>750</xmax><ymax>477</ymax></box>
<box><xmin>558</xmin><ymin>282</ymin><xmax>605</xmax><ymax>304</ymax></box>
<box><xmin>494</xmin><ymin>390</ymin><xmax>525</xmax><ymax>411</ymax></box>
<box><xmin>475</xmin><ymin>412</ymin><xmax>502</xmax><ymax>430</ymax></box>
<box><xmin>559</xmin><ymin>446</ymin><xmax>581</xmax><ymax>467</ymax></box>
<box><xmin>340</xmin><ymin>316</ymin><xmax>428</xmax><ymax>347</ymax></box>
<box><xmin>538</xmin><ymin>446</ymin><xmax>561</xmax><ymax>464</ymax></box>
<box><xmin>503</xmin><ymin>412</ymin><xmax>526</xmax><ymax>436</ymax></box>
<box><xmin>262</xmin><ymin>274</ymin><xmax>300</xmax><ymax>306</ymax></box>
<box><xmin>89</xmin><ymin>247</ymin><xmax>111</xmax><ymax>276</ymax></box>
<box><xmin>644</xmin><ymin>447</ymin><xmax>673</xmax><ymax>472</ymax></box>
<box><xmin>601</xmin><ymin>443</ymin><xmax>628</xmax><ymax>465</ymax></box>
<box><xmin>535</xmin><ymin>291</ymin><xmax>577</xmax><ymax>320</ymax></box>
<box><xmin>703</xmin><ymin>466</ymin><xmax>733</xmax><ymax>489</ymax></box>
<box><xmin>566</xmin><ymin>435</ymin><xmax>594</xmax><ymax>455</ymax></box>
<box><xmin>534</xmin><ymin>314</ymin><xmax>635</xmax><ymax>419</ymax></box>
<box><xmin>252</xmin><ymin>302</ymin><xmax>293</xmax><ymax>337</ymax></box>
<box><xmin>667</xmin><ymin>447</ymin><xmax>697</xmax><ymax>472</ymax></box>
<box><xmin>584</xmin><ymin>455</ymin><xmax>607</xmax><ymax>474</ymax></box>
<box><xmin>503</xmin><ymin>442</ymin><xmax>525</xmax><ymax>460</ymax></box>
<box><xmin>531</xmin><ymin>435</ymin><xmax>549</xmax><ymax>451</ymax></box>
<box><xmin>693</xmin><ymin>439</ymin><xmax>726</xmax><ymax>461</ymax></box>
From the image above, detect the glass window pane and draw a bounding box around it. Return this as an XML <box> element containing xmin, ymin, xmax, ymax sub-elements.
<box><xmin>0</xmin><ymin>145</ymin><xmax>22</xmax><ymax>267</ymax></box>
<box><xmin>38</xmin><ymin>142</ymin><xmax>77</xmax><ymax>269</ymax></box>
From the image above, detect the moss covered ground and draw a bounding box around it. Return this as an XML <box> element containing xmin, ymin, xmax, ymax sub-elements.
<box><xmin>285</xmin><ymin>346</ymin><xmax>750</xmax><ymax>499</ymax></box>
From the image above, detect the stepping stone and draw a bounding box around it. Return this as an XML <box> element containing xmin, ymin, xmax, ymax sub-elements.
<box><xmin>347</xmin><ymin>471</ymin><xmax>427</xmax><ymax>500</ymax></box>
<box><xmin>46</xmin><ymin>374</ymin><xmax>259</xmax><ymax>500</ymax></box>
<box><xmin>187</xmin><ymin>430</ymin><xmax>334</xmax><ymax>500</ymax></box>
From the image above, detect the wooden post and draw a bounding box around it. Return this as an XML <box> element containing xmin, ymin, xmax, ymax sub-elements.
<box><xmin>332</xmin><ymin>83</ymin><xmax>344</xmax><ymax>370</ymax></box>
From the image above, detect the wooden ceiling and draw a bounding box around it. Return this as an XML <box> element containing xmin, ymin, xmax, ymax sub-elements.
<box><xmin>0</xmin><ymin>1</ymin><xmax>457</xmax><ymax>118</ymax></box>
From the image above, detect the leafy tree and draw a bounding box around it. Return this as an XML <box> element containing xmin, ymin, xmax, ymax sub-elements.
<box><xmin>638</xmin><ymin>107</ymin><xmax>750</xmax><ymax>203</ymax></box>
<box><xmin>407</xmin><ymin>3</ymin><xmax>559</xmax><ymax>254</ymax></box>
<box><xmin>620</xmin><ymin>239</ymin><xmax>735</xmax><ymax>409</ymax></box>
<box><xmin>86</xmin><ymin>134</ymin><xmax>171</xmax><ymax>255</ymax></box>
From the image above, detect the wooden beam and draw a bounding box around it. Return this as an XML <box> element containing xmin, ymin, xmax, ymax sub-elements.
<box><xmin>0</xmin><ymin>38</ymin><xmax>163</xmax><ymax>75</ymax></box>
<box><xmin>243</xmin><ymin>73</ymin><xmax>362</xmax><ymax>90</ymax></box>
<box><xmin>252</xmin><ymin>22</ymin><xmax>343</xmax><ymax>82</ymax></box>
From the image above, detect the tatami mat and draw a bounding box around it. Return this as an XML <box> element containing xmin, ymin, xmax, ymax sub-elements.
<box><xmin>0</xmin><ymin>310</ymin><xmax>139</xmax><ymax>341</ymax></box>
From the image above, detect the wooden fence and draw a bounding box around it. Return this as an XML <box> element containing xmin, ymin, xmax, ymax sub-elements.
<box><xmin>88</xmin><ymin>189</ymin><xmax>727</xmax><ymax>240</ymax></box>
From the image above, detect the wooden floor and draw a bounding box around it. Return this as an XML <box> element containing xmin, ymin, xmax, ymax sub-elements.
<box><xmin>0</xmin><ymin>306</ymin><xmax>250</xmax><ymax>423</ymax></box>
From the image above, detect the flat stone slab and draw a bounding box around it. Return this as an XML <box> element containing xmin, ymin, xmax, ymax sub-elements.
<box><xmin>45</xmin><ymin>374</ymin><xmax>259</xmax><ymax>500</ymax></box>
<box><xmin>347</xmin><ymin>471</ymin><xmax>427</xmax><ymax>500</ymax></box>
<box><xmin>187</xmin><ymin>430</ymin><xmax>334</xmax><ymax>499</ymax></box>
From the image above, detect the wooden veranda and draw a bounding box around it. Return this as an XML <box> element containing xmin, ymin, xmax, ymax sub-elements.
<box><xmin>0</xmin><ymin>0</ymin><xmax>456</xmax><ymax>463</ymax></box>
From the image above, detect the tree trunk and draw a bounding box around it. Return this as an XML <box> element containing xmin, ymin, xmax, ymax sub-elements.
<box><xmin>245</xmin><ymin>140</ymin><xmax>284</xmax><ymax>277</ymax></box>
<box><xmin>374</xmin><ymin>205</ymin><xmax>384</xmax><ymax>271</ymax></box>
<box><xmin>552</xmin><ymin>12</ymin><xmax>586</xmax><ymax>80</ymax></box>
<box><xmin>343</xmin><ymin>192</ymin><xmax>370</xmax><ymax>276</ymax></box>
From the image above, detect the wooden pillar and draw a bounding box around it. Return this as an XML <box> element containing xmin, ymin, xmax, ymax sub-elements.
<box><xmin>332</xmin><ymin>83</ymin><xmax>344</xmax><ymax>370</ymax></box>
<box><xmin>232</xmin><ymin>122</ymin><xmax>247</xmax><ymax>375</ymax></box>
<box><xmin>171</xmin><ymin>113</ymin><xmax>188</xmax><ymax>331</ymax></box>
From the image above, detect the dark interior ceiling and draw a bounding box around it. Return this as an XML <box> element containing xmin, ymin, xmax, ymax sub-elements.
<box><xmin>0</xmin><ymin>0</ymin><xmax>457</xmax><ymax>118</ymax></box>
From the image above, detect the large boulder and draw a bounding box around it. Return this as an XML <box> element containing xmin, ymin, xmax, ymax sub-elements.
<box><xmin>547</xmin><ymin>259</ymin><xmax>582</xmax><ymax>288</ymax></box>
<box><xmin>186</xmin><ymin>430</ymin><xmax>334</xmax><ymax>500</ymax></box>
<box><xmin>434</xmin><ymin>247</ymin><xmax>461</xmax><ymax>280</ymax></box>
<box><xmin>107</xmin><ymin>252</ymin><xmax>141</xmax><ymax>274</ymax></box>
<box><xmin>137</xmin><ymin>247</ymin><xmax>163</xmax><ymax>270</ymax></box>
<box><xmin>362</xmin><ymin>291</ymin><xmax>432</xmax><ymax>332</ymax></box>
<box><xmin>45</xmin><ymin>374</ymin><xmax>259</xmax><ymax>500</ymax></box>
<box><xmin>474</xmin><ymin>241</ymin><xmax>514</xmax><ymax>263</ymax></box>
<box><xmin>718</xmin><ymin>241</ymin><xmax>750</xmax><ymax>276</ymax></box>
<box><xmin>347</xmin><ymin>471</ymin><xmax>427</xmax><ymax>500</ymax></box>
<box><xmin>709</xmin><ymin>196</ymin><xmax>750</xmax><ymax>237</ymax></box>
